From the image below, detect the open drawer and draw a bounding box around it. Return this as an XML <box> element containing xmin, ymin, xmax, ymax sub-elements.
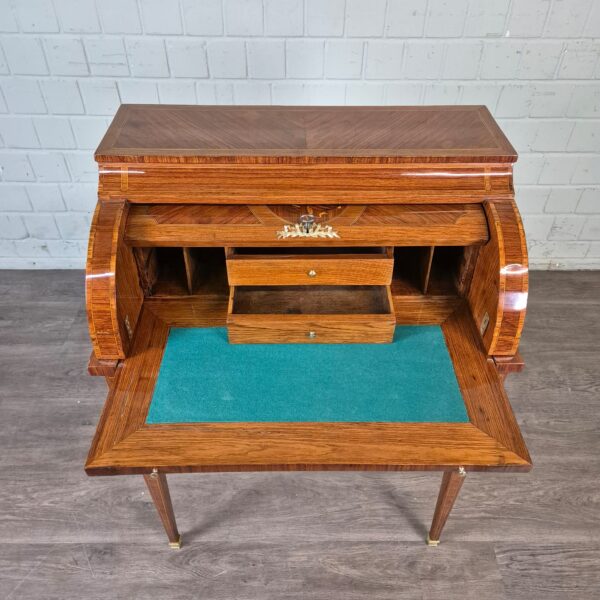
<box><xmin>85</xmin><ymin>298</ymin><xmax>531</xmax><ymax>475</ymax></box>
<box><xmin>225</xmin><ymin>247</ymin><xmax>394</xmax><ymax>286</ymax></box>
<box><xmin>227</xmin><ymin>285</ymin><xmax>396</xmax><ymax>344</ymax></box>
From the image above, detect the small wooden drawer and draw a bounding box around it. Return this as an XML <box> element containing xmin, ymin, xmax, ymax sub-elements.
<box><xmin>227</xmin><ymin>285</ymin><xmax>395</xmax><ymax>344</ymax></box>
<box><xmin>225</xmin><ymin>247</ymin><xmax>394</xmax><ymax>286</ymax></box>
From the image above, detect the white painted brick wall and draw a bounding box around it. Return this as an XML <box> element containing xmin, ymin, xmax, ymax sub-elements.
<box><xmin>264</xmin><ymin>0</ymin><xmax>304</xmax><ymax>37</ymax></box>
<box><xmin>324</xmin><ymin>41</ymin><xmax>362</xmax><ymax>79</ymax></box>
<box><xmin>247</xmin><ymin>40</ymin><xmax>285</xmax><ymax>78</ymax></box>
<box><xmin>85</xmin><ymin>38</ymin><xmax>129</xmax><ymax>76</ymax></box>
<box><xmin>306</xmin><ymin>0</ymin><xmax>344</xmax><ymax>37</ymax></box>
<box><xmin>166</xmin><ymin>40</ymin><xmax>208</xmax><ymax>78</ymax></box>
<box><xmin>208</xmin><ymin>40</ymin><xmax>246</xmax><ymax>78</ymax></box>
<box><xmin>0</xmin><ymin>0</ymin><xmax>599</xmax><ymax>269</ymax></box>
<box><xmin>43</xmin><ymin>37</ymin><xmax>88</xmax><ymax>75</ymax></box>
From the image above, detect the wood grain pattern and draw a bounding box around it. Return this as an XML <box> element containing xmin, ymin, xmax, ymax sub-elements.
<box><xmin>95</xmin><ymin>105</ymin><xmax>516</xmax><ymax>204</ymax></box>
<box><xmin>467</xmin><ymin>199</ymin><xmax>528</xmax><ymax>356</ymax></box>
<box><xmin>87</xmin><ymin>351</ymin><xmax>118</xmax><ymax>377</ymax></box>
<box><xmin>144</xmin><ymin>294</ymin><xmax>456</xmax><ymax>327</ymax></box>
<box><xmin>0</xmin><ymin>541</ymin><xmax>513</xmax><ymax>599</ymax></box>
<box><xmin>98</xmin><ymin>163</ymin><xmax>513</xmax><ymax>204</ymax></box>
<box><xmin>493</xmin><ymin>352</ymin><xmax>525</xmax><ymax>376</ymax></box>
<box><xmin>181</xmin><ymin>247</ymin><xmax>196</xmax><ymax>294</ymax></box>
<box><xmin>84</xmin><ymin>298</ymin><xmax>531</xmax><ymax>475</ymax></box>
<box><xmin>456</xmin><ymin>245</ymin><xmax>479</xmax><ymax>296</ymax></box>
<box><xmin>226</xmin><ymin>285</ymin><xmax>396</xmax><ymax>343</ymax></box>
<box><xmin>428</xmin><ymin>470</ymin><xmax>466</xmax><ymax>543</ymax></box>
<box><xmin>496</xmin><ymin>544</ymin><xmax>600</xmax><ymax>600</ymax></box>
<box><xmin>227</xmin><ymin>314</ymin><xmax>396</xmax><ymax>344</ymax></box>
<box><xmin>132</xmin><ymin>246</ymin><xmax>158</xmax><ymax>295</ymax></box>
<box><xmin>96</xmin><ymin>105</ymin><xmax>516</xmax><ymax>164</ymax></box>
<box><xmin>125</xmin><ymin>203</ymin><xmax>490</xmax><ymax>247</ymax></box>
<box><xmin>443</xmin><ymin>304</ymin><xmax>531</xmax><ymax>465</ymax></box>
<box><xmin>145</xmin><ymin>295</ymin><xmax>228</xmax><ymax>326</ymax></box>
<box><xmin>491</xmin><ymin>201</ymin><xmax>529</xmax><ymax>355</ymax></box>
<box><xmin>229</xmin><ymin>285</ymin><xmax>392</xmax><ymax>313</ymax></box>
<box><xmin>85</xmin><ymin>200</ymin><xmax>143</xmax><ymax>360</ymax></box>
<box><xmin>143</xmin><ymin>471</ymin><xmax>180</xmax><ymax>546</ymax></box>
<box><xmin>226</xmin><ymin>250</ymin><xmax>394</xmax><ymax>286</ymax></box>
<box><xmin>392</xmin><ymin>295</ymin><xmax>461</xmax><ymax>324</ymax></box>
<box><xmin>419</xmin><ymin>246</ymin><xmax>435</xmax><ymax>293</ymax></box>
<box><xmin>95</xmin><ymin>106</ymin><xmax>515</xmax><ymax>205</ymax></box>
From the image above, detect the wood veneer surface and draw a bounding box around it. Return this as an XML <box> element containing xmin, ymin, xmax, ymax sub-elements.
<box><xmin>96</xmin><ymin>105</ymin><xmax>516</xmax><ymax>164</ymax></box>
<box><xmin>230</xmin><ymin>285</ymin><xmax>391</xmax><ymax>315</ymax></box>
<box><xmin>84</xmin><ymin>296</ymin><xmax>531</xmax><ymax>475</ymax></box>
<box><xmin>124</xmin><ymin>203</ymin><xmax>490</xmax><ymax>246</ymax></box>
<box><xmin>226</xmin><ymin>255</ymin><xmax>394</xmax><ymax>286</ymax></box>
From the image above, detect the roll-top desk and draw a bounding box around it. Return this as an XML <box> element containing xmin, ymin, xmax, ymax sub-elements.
<box><xmin>85</xmin><ymin>105</ymin><xmax>531</xmax><ymax>548</ymax></box>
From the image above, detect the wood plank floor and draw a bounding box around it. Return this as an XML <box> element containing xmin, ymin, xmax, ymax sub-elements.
<box><xmin>0</xmin><ymin>270</ymin><xmax>599</xmax><ymax>599</ymax></box>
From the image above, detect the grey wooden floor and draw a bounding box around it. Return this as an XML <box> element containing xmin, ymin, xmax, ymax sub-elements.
<box><xmin>0</xmin><ymin>270</ymin><xmax>599</xmax><ymax>599</ymax></box>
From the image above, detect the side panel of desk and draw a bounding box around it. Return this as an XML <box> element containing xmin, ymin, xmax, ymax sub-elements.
<box><xmin>467</xmin><ymin>199</ymin><xmax>528</xmax><ymax>356</ymax></box>
<box><xmin>86</xmin><ymin>200</ymin><xmax>143</xmax><ymax>360</ymax></box>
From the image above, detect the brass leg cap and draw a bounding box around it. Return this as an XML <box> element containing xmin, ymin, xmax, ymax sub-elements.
<box><xmin>426</xmin><ymin>535</ymin><xmax>440</xmax><ymax>547</ymax></box>
<box><xmin>168</xmin><ymin>535</ymin><xmax>182</xmax><ymax>549</ymax></box>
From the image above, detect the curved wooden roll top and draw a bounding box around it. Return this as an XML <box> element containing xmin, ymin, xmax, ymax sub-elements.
<box><xmin>124</xmin><ymin>203</ymin><xmax>490</xmax><ymax>247</ymax></box>
<box><xmin>86</xmin><ymin>200</ymin><xmax>143</xmax><ymax>360</ymax></box>
<box><xmin>467</xmin><ymin>200</ymin><xmax>528</xmax><ymax>356</ymax></box>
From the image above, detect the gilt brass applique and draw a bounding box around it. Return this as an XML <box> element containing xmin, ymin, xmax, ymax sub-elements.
<box><xmin>276</xmin><ymin>223</ymin><xmax>340</xmax><ymax>239</ymax></box>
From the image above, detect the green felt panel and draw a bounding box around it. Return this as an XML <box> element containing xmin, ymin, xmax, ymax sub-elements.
<box><xmin>146</xmin><ymin>326</ymin><xmax>468</xmax><ymax>424</ymax></box>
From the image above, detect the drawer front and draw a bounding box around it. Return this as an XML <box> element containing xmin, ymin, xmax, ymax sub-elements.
<box><xmin>226</xmin><ymin>255</ymin><xmax>393</xmax><ymax>286</ymax></box>
<box><xmin>125</xmin><ymin>204</ymin><xmax>490</xmax><ymax>247</ymax></box>
<box><xmin>227</xmin><ymin>314</ymin><xmax>395</xmax><ymax>344</ymax></box>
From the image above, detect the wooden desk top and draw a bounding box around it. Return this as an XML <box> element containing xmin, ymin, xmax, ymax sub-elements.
<box><xmin>95</xmin><ymin>105</ymin><xmax>517</xmax><ymax>165</ymax></box>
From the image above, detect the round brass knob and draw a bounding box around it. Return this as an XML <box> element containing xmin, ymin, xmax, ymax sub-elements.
<box><xmin>307</xmin><ymin>331</ymin><xmax>317</xmax><ymax>339</ymax></box>
<box><xmin>307</xmin><ymin>269</ymin><xmax>317</xmax><ymax>277</ymax></box>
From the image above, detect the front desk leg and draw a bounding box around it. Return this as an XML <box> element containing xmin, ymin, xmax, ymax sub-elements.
<box><xmin>143</xmin><ymin>469</ymin><xmax>181</xmax><ymax>549</ymax></box>
<box><xmin>427</xmin><ymin>467</ymin><xmax>466</xmax><ymax>546</ymax></box>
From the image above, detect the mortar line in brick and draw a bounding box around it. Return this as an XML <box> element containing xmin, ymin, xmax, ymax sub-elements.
<box><xmin>4</xmin><ymin>29</ymin><xmax>600</xmax><ymax>41</ymax></box>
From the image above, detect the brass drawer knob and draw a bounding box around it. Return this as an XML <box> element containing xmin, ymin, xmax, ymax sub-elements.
<box><xmin>307</xmin><ymin>269</ymin><xmax>317</xmax><ymax>278</ymax></box>
<box><xmin>299</xmin><ymin>214</ymin><xmax>316</xmax><ymax>233</ymax></box>
<box><xmin>307</xmin><ymin>331</ymin><xmax>317</xmax><ymax>339</ymax></box>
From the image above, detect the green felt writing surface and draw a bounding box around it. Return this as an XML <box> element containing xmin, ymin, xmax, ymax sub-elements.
<box><xmin>146</xmin><ymin>326</ymin><xmax>468</xmax><ymax>424</ymax></box>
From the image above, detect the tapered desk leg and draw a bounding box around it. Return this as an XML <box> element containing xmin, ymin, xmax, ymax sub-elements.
<box><xmin>143</xmin><ymin>469</ymin><xmax>181</xmax><ymax>549</ymax></box>
<box><xmin>427</xmin><ymin>467</ymin><xmax>466</xmax><ymax>546</ymax></box>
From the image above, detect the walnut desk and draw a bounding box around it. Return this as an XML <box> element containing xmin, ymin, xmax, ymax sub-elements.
<box><xmin>85</xmin><ymin>105</ymin><xmax>531</xmax><ymax>548</ymax></box>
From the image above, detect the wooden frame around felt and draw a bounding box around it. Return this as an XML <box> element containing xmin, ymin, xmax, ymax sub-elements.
<box><xmin>86</xmin><ymin>299</ymin><xmax>531</xmax><ymax>476</ymax></box>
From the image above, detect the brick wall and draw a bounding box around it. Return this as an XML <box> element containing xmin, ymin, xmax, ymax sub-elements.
<box><xmin>0</xmin><ymin>0</ymin><xmax>599</xmax><ymax>269</ymax></box>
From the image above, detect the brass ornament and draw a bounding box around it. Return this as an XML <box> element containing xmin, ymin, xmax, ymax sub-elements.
<box><xmin>277</xmin><ymin>223</ymin><xmax>340</xmax><ymax>239</ymax></box>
